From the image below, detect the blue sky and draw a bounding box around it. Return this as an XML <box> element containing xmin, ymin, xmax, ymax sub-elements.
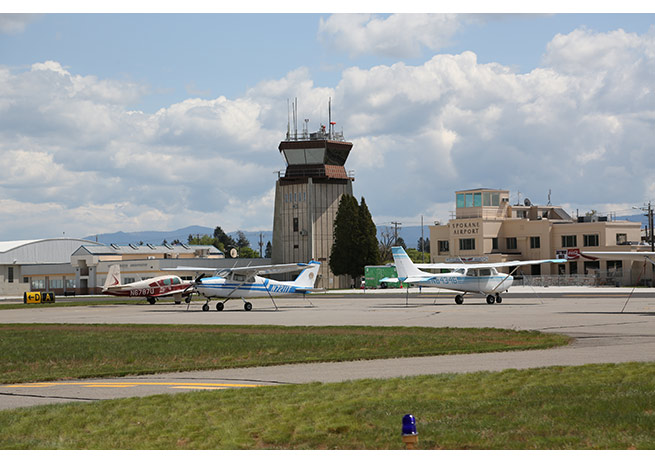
<box><xmin>1</xmin><ymin>9</ymin><xmax>655</xmax><ymax>240</ymax></box>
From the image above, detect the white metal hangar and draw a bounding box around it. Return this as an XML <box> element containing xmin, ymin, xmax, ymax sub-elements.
<box><xmin>0</xmin><ymin>238</ymin><xmax>100</xmax><ymax>296</ymax></box>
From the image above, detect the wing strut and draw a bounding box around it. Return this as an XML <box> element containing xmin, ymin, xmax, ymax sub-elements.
<box><xmin>620</xmin><ymin>257</ymin><xmax>654</xmax><ymax>313</ymax></box>
<box><xmin>265</xmin><ymin>285</ymin><xmax>279</xmax><ymax>311</ymax></box>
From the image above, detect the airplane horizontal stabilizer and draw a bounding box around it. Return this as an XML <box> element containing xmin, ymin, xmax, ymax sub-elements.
<box><xmin>294</xmin><ymin>288</ymin><xmax>324</xmax><ymax>294</ymax></box>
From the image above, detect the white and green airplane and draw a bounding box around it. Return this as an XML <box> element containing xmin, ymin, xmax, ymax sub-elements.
<box><xmin>385</xmin><ymin>246</ymin><xmax>566</xmax><ymax>305</ymax></box>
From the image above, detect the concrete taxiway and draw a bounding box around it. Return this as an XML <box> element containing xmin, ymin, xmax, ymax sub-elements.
<box><xmin>1</xmin><ymin>288</ymin><xmax>655</xmax><ymax>411</ymax></box>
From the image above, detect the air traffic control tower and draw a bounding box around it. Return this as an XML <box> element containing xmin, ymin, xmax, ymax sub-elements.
<box><xmin>272</xmin><ymin>100</ymin><xmax>354</xmax><ymax>289</ymax></box>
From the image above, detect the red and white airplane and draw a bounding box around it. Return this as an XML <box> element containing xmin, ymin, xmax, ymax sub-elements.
<box><xmin>101</xmin><ymin>264</ymin><xmax>193</xmax><ymax>304</ymax></box>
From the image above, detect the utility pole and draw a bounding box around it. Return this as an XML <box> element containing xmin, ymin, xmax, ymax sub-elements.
<box><xmin>391</xmin><ymin>221</ymin><xmax>402</xmax><ymax>246</ymax></box>
<box><xmin>635</xmin><ymin>202</ymin><xmax>654</xmax><ymax>251</ymax></box>
<box><xmin>258</xmin><ymin>232</ymin><xmax>264</xmax><ymax>258</ymax></box>
<box><xmin>650</xmin><ymin>202</ymin><xmax>654</xmax><ymax>252</ymax></box>
<box><xmin>421</xmin><ymin>215</ymin><xmax>424</xmax><ymax>263</ymax></box>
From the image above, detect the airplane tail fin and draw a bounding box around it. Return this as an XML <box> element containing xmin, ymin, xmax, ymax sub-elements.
<box><xmin>391</xmin><ymin>246</ymin><xmax>424</xmax><ymax>279</ymax></box>
<box><xmin>103</xmin><ymin>264</ymin><xmax>121</xmax><ymax>291</ymax></box>
<box><xmin>293</xmin><ymin>260</ymin><xmax>321</xmax><ymax>288</ymax></box>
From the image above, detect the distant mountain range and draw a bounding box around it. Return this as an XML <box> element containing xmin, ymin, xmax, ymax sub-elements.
<box><xmin>85</xmin><ymin>215</ymin><xmax>647</xmax><ymax>252</ymax></box>
<box><xmin>84</xmin><ymin>224</ymin><xmax>432</xmax><ymax>251</ymax></box>
<box><xmin>84</xmin><ymin>226</ymin><xmax>273</xmax><ymax>254</ymax></box>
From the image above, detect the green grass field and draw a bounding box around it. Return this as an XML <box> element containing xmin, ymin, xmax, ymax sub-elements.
<box><xmin>0</xmin><ymin>324</ymin><xmax>568</xmax><ymax>383</ymax></box>
<box><xmin>2</xmin><ymin>362</ymin><xmax>654</xmax><ymax>449</ymax></box>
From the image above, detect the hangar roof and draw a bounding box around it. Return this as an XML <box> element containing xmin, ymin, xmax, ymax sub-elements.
<box><xmin>0</xmin><ymin>238</ymin><xmax>101</xmax><ymax>264</ymax></box>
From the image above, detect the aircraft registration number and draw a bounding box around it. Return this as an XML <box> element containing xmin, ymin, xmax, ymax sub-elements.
<box><xmin>268</xmin><ymin>284</ymin><xmax>294</xmax><ymax>293</ymax></box>
<box><xmin>428</xmin><ymin>277</ymin><xmax>460</xmax><ymax>285</ymax></box>
<box><xmin>130</xmin><ymin>288</ymin><xmax>157</xmax><ymax>296</ymax></box>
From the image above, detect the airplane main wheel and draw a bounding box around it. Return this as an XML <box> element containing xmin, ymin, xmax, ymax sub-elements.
<box><xmin>216</xmin><ymin>302</ymin><xmax>224</xmax><ymax>311</ymax></box>
<box><xmin>185</xmin><ymin>295</ymin><xmax>192</xmax><ymax>304</ymax></box>
<box><xmin>455</xmin><ymin>295</ymin><xmax>464</xmax><ymax>305</ymax></box>
<box><xmin>244</xmin><ymin>302</ymin><xmax>252</xmax><ymax>311</ymax></box>
<box><xmin>496</xmin><ymin>294</ymin><xmax>503</xmax><ymax>304</ymax></box>
<box><xmin>147</xmin><ymin>297</ymin><xmax>156</xmax><ymax>305</ymax></box>
<box><xmin>202</xmin><ymin>303</ymin><xmax>209</xmax><ymax>311</ymax></box>
<box><xmin>486</xmin><ymin>295</ymin><xmax>496</xmax><ymax>305</ymax></box>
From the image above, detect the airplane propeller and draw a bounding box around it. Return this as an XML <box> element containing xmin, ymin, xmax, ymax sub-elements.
<box><xmin>183</xmin><ymin>273</ymin><xmax>205</xmax><ymax>311</ymax></box>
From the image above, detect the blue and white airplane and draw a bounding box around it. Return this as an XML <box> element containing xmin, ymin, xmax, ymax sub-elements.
<box><xmin>165</xmin><ymin>261</ymin><xmax>321</xmax><ymax>311</ymax></box>
<box><xmin>386</xmin><ymin>246</ymin><xmax>566</xmax><ymax>305</ymax></box>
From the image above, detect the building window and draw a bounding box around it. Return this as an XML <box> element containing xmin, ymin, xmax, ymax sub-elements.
<box><xmin>607</xmin><ymin>260</ymin><xmax>623</xmax><ymax>277</ymax></box>
<box><xmin>492</xmin><ymin>237</ymin><xmax>499</xmax><ymax>250</ymax></box>
<box><xmin>506</xmin><ymin>237</ymin><xmax>517</xmax><ymax>249</ymax></box>
<box><xmin>616</xmin><ymin>233</ymin><xmax>628</xmax><ymax>245</ymax></box>
<box><xmin>530</xmin><ymin>236</ymin><xmax>541</xmax><ymax>249</ymax></box>
<box><xmin>293</xmin><ymin>217</ymin><xmax>299</xmax><ymax>232</ymax></box>
<box><xmin>124</xmin><ymin>277</ymin><xmax>136</xmax><ymax>284</ymax></box>
<box><xmin>570</xmin><ymin>261</ymin><xmax>578</xmax><ymax>275</ymax></box>
<box><xmin>7</xmin><ymin>266</ymin><xmax>13</xmax><ymax>283</ymax></box>
<box><xmin>65</xmin><ymin>279</ymin><xmax>76</xmax><ymax>289</ymax></box>
<box><xmin>583</xmin><ymin>234</ymin><xmax>599</xmax><ymax>247</ymax></box>
<box><xmin>473</xmin><ymin>192</ymin><xmax>482</xmax><ymax>207</ymax></box>
<box><xmin>584</xmin><ymin>261</ymin><xmax>600</xmax><ymax>275</ymax></box>
<box><xmin>31</xmin><ymin>279</ymin><xmax>45</xmax><ymax>290</ymax></box>
<box><xmin>531</xmin><ymin>264</ymin><xmax>541</xmax><ymax>276</ymax></box>
<box><xmin>561</xmin><ymin>235</ymin><xmax>577</xmax><ymax>247</ymax></box>
<box><xmin>438</xmin><ymin>240</ymin><xmax>449</xmax><ymax>253</ymax></box>
<box><xmin>50</xmin><ymin>279</ymin><xmax>63</xmax><ymax>289</ymax></box>
<box><xmin>459</xmin><ymin>238</ymin><xmax>475</xmax><ymax>250</ymax></box>
<box><xmin>456</xmin><ymin>193</ymin><xmax>465</xmax><ymax>208</ymax></box>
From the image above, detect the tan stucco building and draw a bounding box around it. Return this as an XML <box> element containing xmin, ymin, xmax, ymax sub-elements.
<box><xmin>430</xmin><ymin>188</ymin><xmax>650</xmax><ymax>286</ymax></box>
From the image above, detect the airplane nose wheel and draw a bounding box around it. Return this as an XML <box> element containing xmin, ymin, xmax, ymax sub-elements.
<box><xmin>202</xmin><ymin>303</ymin><xmax>209</xmax><ymax>311</ymax></box>
<box><xmin>486</xmin><ymin>294</ymin><xmax>496</xmax><ymax>305</ymax></box>
<box><xmin>454</xmin><ymin>294</ymin><xmax>464</xmax><ymax>305</ymax></box>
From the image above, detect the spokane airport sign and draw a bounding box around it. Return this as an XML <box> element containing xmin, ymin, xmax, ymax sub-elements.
<box><xmin>451</xmin><ymin>221</ymin><xmax>480</xmax><ymax>235</ymax></box>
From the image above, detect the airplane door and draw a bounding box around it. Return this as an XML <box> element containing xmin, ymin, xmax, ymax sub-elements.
<box><xmin>465</xmin><ymin>269</ymin><xmax>481</xmax><ymax>292</ymax></box>
<box><xmin>478</xmin><ymin>268</ymin><xmax>492</xmax><ymax>293</ymax></box>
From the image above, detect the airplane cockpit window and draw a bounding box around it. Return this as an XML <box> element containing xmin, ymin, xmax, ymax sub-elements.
<box><xmin>466</xmin><ymin>269</ymin><xmax>479</xmax><ymax>277</ymax></box>
<box><xmin>479</xmin><ymin>269</ymin><xmax>491</xmax><ymax>276</ymax></box>
<box><xmin>216</xmin><ymin>270</ymin><xmax>230</xmax><ymax>278</ymax></box>
<box><xmin>172</xmin><ymin>277</ymin><xmax>181</xmax><ymax>285</ymax></box>
<box><xmin>233</xmin><ymin>274</ymin><xmax>246</xmax><ymax>282</ymax></box>
<box><xmin>454</xmin><ymin>268</ymin><xmax>465</xmax><ymax>275</ymax></box>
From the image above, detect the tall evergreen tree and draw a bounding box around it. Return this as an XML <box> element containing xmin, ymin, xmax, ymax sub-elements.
<box><xmin>330</xmin><ymin>194</ymin><xmax>380</xmax><ymax>282</ymax></box>
<box><xmin>329</xmin><ymin>194</ymin><xmax>360</xmax><ymax>279</ymax></box>
<box><xmin>358</xmin><ymin>197</ymin><xmax>380</xmax><ymax>269</ymax></box>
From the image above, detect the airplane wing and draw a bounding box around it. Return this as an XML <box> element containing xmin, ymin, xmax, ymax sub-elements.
<box><xmin>152</xmin><ymin>288</ymin><xmax>190</xmax><ymax>298</ymax></box>
<box><xmin>416</xmin><ymin>258</ymin><xmax>567</xmax><ymax>270</ymax></box>
<box><xmin>163</xmin><ymin>262</ymin><xmax>314</xmax><ymax>277</ymax></box>
<box><xmin>580</xmin><ymin>251</ymin><xmax>655</xmax><ymax>264</ymax></box>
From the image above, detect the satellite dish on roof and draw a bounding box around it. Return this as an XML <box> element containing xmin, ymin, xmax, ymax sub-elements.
<box><xmin>230</xmin><ymin>248</ymin><xmax>238</xmax><ymax>258</ymax></box>
<box><xmin>524</xmin><ymin>198</ymin><xmax>532</xmax><ymax>206</ymax></box>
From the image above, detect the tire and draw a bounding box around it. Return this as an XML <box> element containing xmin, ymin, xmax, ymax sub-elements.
<box><xmin>486</xmin><ymin>294</ymin><xmax>496</xmax><ymax>305</ymax></box>
<box><xmin>202</xmin><ymin>303</ymin><xmax>209</xmax><ymax>311</ymax></box>
<box><xmin>216</xmin><ymin>302</ymin><xmax>224</xmax><ymax>311</ymax></box>
<box><xmin>496</xmin><ymin>294</ymin><xmax>503</xmax><ymax>304</ymax></box>
<box><xmin>147</xmin><ymin>297</ymin><xmax>156</xmax><ymax>305</ymax></box>
<box><xmin>244</xmin><ymin>302</ymin><xmax>252</xmax><ymax>311</ymax></box>
<box><xmin>455</xmin><ymin>294</ymin><xmax>463</xmax><ymax>305</ymax></box>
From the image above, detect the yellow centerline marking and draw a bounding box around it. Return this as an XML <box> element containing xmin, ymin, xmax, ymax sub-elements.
<box><xmin>2</xmin><ymin>381</ymin><xmax>260</xmax><ymax>389</ymax></box>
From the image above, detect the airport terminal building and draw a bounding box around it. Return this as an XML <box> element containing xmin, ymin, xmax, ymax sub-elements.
<box><xmin>430</xmin><ymin>188</ymin><xmax>649</xmax><ymax>286</ymax></box>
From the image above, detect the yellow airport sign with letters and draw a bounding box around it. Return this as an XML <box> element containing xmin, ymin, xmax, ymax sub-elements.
<box><xmin>23</xmin><ymin>292</ymin><xmax>55</xmax><ymax>304</ymax></box>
